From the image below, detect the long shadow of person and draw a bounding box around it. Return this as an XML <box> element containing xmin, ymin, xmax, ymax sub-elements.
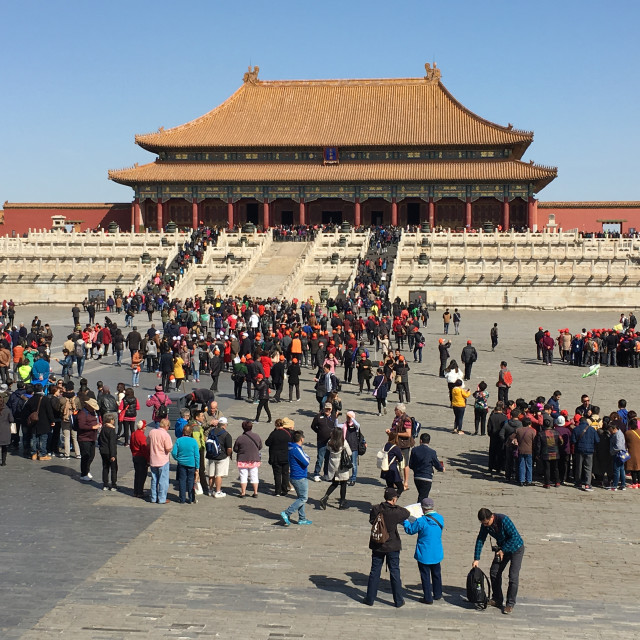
<box><xmin>309</xmin><ymin>573</ymin><xmax>364</xmax><ymax>603</ymax></box>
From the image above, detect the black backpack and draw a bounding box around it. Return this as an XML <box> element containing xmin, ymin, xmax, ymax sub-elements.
<box><xmin>155</xmin><ymin>397</ymin><xmax>168</xmax><ymax>420</ymax></box>
<box><xmin>466</xmin><ymin>567</ymin><xmax>491</xmax><ymax>610</ymax></box>
<box><xmin>124</xmin><ymin>396</ymin><xmax>137</xmax><ymax>418</ymax></box>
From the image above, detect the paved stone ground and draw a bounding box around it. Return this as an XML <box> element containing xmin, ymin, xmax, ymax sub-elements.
<box><xmin>2</xmin><ymin>305</ymin><xmax>640</xmax><ymax>639</ymax></box>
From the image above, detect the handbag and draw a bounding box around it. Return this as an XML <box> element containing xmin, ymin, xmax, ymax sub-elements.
<box><xmin>27</xmin><ymin>397</ymin><xmax>43</xmax><ymax>427</ymax></box>
<box><xmin>617</xmin><ymin>450</ymin><xmax>630</xmax><ymax>463</ymax></box>
<box><xmin>357</xmin><ymin>430</ymin><xmax>367</xmax><ymax>456</ymax></box>
<box><xmin>394</xmin><ymin>373</ymin><xmax>402</xmax><ymax>385</ymax></box>
<box><xmin>339</xmin><ymin>447</ymin><xmax>353</xmax><ymax>471</ymax></box>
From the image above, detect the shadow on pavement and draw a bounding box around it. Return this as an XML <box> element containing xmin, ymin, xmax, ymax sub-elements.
<box><xmin>309</xmin><ymin>573</ymin><xmax>365</xmax><ymax>603</ymax></box>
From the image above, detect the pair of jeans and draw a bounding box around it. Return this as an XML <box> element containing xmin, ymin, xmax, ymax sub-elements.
<box><xmin>350</xmin><ymin>450</ymin><xmax>358</xmax><ymax>482</ymax></box>
<box><xmin>314</xmin><ymin>443</ymin><xmax>329</xmax><ymax>476</ymax></box>
<box><xmin>365</xmin><ymin>550</ymin><xmax>404</xmax><ymax>606</ymax></box>
<box><xmin>116</xmin><ymin>349</ymin><xmax>123</xmax><ymax>365</ymax></box>
<box><xmin>418</xmin><ymin>561</ymin><xmax>442</xmax><ymax>602</ymax></box>
<box><xmin>286</xmin><ymin>477</ymin><xmax>308</xmax><ymax>520</ymax></box>
<box><xmin>101</xmin><ymin>453</ymin><xmax>118</xmax><ymax>487</ymax></box>
<box><xmin>453</xmin><ymin>406</ymin><xmax>465</xmax><ymax>431</ymax></box>
<box><xmin>76</xmin><ymin>355</ymin><xmax>85</xmax><ymax>376</ymax></box>
<box><xmin>413</xmin><ymin>346</ymin><xmax>422</xmax><ymax>362</ymax></box>
<box><xmin>271</xmin><ymin>461</ymin><xmax>290</xmax><ymax>495</ymax></box>
<box><xmin>518</xmin><ymin>454</ymin><xmax>533</xmax><ymax>483</ymax></box>
<box><xmin>612</xmin><ymin>458</ymin><xmax>626</xmax><ymax>489</ymax></box>
<box><xmin>132</xmin><ymin>369</ymin><xmax>140</xmax><ymax>386</ymax></box>
<box><xmin>490</xmin><ymin>545</ymin><xmax>525</xmax><ymax>607</ymax></box>
<box><xmin>474</xmin><ymin>408</ymin><xmax>487</xmax><ymax>435</ymax></box>
<box><xmin>414</xmin><ymin>478</ymin><xmax>432</xmax><ymax>502</ymax></box>
<box><xmin>132</xmin><ymin>455</ymin><xmax>148</xmax><ymax>496</ymax></box>
<box><xmin>79</xmin><ymin>441</ymin><xmax>95</xmax><ymax>476</ymax></box>
<box><xmin>177</xmin><ymin>464</ymin><xmax>196</xmax><ymax>503</ymax></box>
<box><xmin>31</xmin><ymin>432</ymin><xmax>48</xmax><ymax>457</ymax></box>
<box><xmin>150</xmin><ymin>461</ymin><xmax>170</xmax><ymax>503</ymax></box>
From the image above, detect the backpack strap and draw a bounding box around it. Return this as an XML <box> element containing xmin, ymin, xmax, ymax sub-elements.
<box><xmin>425</xmin><ymin>514</ymin><xmax>443</xmax><ymax>530</ymax></box>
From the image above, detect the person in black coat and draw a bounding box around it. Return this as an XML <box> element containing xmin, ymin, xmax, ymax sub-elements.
<box><xmin>270</xmin><ymin>356</ymin><xmax>286</xmax><ymax>402</ymax></box>
<box><xmin>209</xmin><ymin>350</ymin><xmax>223</xmax><ymax>392</ymax></box>
<box><xmin>22</xmin><ymin>384</ymin><xmax>55</xmax><ymax>461</ymax></box>
<box><xmin>287</xmin><ymin>358</ymin><xmax>301</xmax><ymax>401</ymax></box>
<box><xmin>438</xmin><ymin>339</ymin><xmax>451</xmax><ymax>378</ymax></box>
<box><xmin>98</xmin><ymin>414</ymin><xmax>118</xmax><ymax>490</ymax></box>
<box><xmin>265</xmin><ymin>418</ymin><xmax>293</xmax><ymax>495</ymax></box>
<box><xmin>364</xmin><ymin>487</ymin><xmax>411</xmax><ymax>608</ymax></box>
<box><xmin>254</xmin><ymin>375</ymin><xmax>272</xmax><ymax>423</ymax></box>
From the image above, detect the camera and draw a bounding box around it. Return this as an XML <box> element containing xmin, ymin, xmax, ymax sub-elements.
<box><xmin>491</xmin><ymin>545</ymin><xmax>501</xmax><ymax>553</ymax></box>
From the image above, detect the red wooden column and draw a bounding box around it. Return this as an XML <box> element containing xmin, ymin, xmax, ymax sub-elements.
<box><xmin>428</xmin><ymin>197</ymin><xmax>435</xmax><ymax>228</ymax></box>
<box><xmin>192</xmin><ymin>200</ymin><xmax>198</xmax><ymax>230</ymax></box>
<box><xmin>299</xmin><ymin>199</ymin><xmax>306</xmax><ymax>225</ymax></box>
<box><xmin>391</xmin><ymin>197</ymin><xmax>398</xmax><ymax>226</ymax></box>
<box><xmin>263</xmin><ymin>201</ymin><xmax>270</xmax><ymax>228</ymax></box>
<box><xmin>502</xmin><ymin>198</ymin><xmax>510</xmax><ymax>230</ymax></box>
<box><xmin>130</xmin><ymin>201</ymin><xmax>135</xmax><ymax>230</ymax></box>
<box><xmin>134</xmin><ymin>198</ymin><xmax>142</xmax><ymax>229</ymax></box>
<box><xmin>527</xmin><ymin>197</ymin><xmax>537</xmax><ymax>230</ymax></box>
<box><xmin>227</xmin><ymin>199</ymin><xmax>234</xmax><ymax>228</ymax></box>
<box><xmin>354</xmin><ymin>197</ymin><xmax>361</xmax><ymax>227</ymax></box>
<box><xmin>465</xmin><ymin>198</ymin><xmax>472</xmax><ymax>228</ymax></box>
<box><xmin>156</xmin><ymin>201</ymin><xmax>163</xmax><ymax>231</ymax></box>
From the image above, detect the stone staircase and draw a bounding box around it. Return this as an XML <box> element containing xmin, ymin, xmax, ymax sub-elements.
<box><xmin>231</xmin><ymin>241</ymin><xmax>308</xmax><ymax>298</ymax></box>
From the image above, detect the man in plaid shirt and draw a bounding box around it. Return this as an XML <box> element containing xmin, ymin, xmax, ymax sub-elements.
<box><xmin>472</xmin><ymin>508</ymin><xmax>524</xmax><ymax>615</ymax></box>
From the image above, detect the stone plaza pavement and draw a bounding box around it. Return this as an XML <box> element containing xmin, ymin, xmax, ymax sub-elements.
<box><xmin>2</xmin><ymin>305</ymin><xmax>640</xmax><ymax>639</ymax></box>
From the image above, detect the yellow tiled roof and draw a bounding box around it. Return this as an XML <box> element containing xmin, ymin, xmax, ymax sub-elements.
<box><xmin>109</xmin><ymin>159</ymin><xmax>556</xmax><ymax>187</ymax></box>
<box><xmin>134</xmin><ymin>76</ymin><xmax>533</xmax><ymax>150</ymax></box>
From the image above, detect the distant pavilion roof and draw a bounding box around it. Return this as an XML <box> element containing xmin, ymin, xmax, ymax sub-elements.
<box><xmin>134</xmin><ymin>65</ymin><xmax>533</xmax><ymax>152</ymax></box>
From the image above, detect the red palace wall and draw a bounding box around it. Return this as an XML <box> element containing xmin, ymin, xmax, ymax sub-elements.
<box><xmin>539</xmin><ymin>204</ymin><xmax>640</xmax><ymax>234</ymax></box>
<box><xmin>3</xmin><ymin>201</ymin><xmax>640</xmax><ymax>235</ymax></box>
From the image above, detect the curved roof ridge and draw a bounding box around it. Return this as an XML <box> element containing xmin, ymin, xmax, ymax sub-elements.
<box><xmin>436</xmin><ymin>82</ymin><xmax>532</xmax><ymax>139</ymax></box>
<box><xmin>136</xmin><ymin>84</ymin><xmax>248</xmax><ymax>145</ymax></box>
<box><xmin>512</xmin><ymin>158</ymin><xmax>558</xmax><ymax>173</ymax></box>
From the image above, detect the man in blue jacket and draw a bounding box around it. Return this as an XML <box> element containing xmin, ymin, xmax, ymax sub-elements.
<box><xmin>281</xmin><ymin>431</ymin><xmax>312</xmax><ymax>526</ymax></box>
<box><xmin>571</xmin><ymin>417</ymin><xmax>600</xmax><ymax>491</ymax></box>
<box><xmin>403</xmin><ymin>497</ymin><xmax>444</xmax><ymax>604</ymax></box>
<box><xmin>408</xmin><ymin>433</ymin><xmax>445</xmax><ymax>501</ymax></box>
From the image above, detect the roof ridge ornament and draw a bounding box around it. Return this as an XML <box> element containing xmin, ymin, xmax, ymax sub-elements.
<box><xmin>243</xmin><ymin>65</ymin><xmax>260</xmax><ymax>84</ymax></box>
<box><xmin>424</xmin><ymin>62</ymin><xmax>441</xmax><ymax>84</ymax></box>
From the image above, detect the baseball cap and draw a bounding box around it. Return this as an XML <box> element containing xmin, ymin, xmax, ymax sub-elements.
<box><xmin>218</xmin><ymin>417</ymin><xmax>228</xmax><ymax>424</ymax></box>
<box><xmin>421</xmin><ymin>497</ymin><xmax>435</xmax><ymax>510</ymax></box>
<box><xmin>555</xmin><ymin>416</ymin><xmax>566</xmax><ymax>427</ymax></box>
<box><xmin>324</xmin><ymin>402</ymin><xmax>333</xmax><ymax>409</ymax></box>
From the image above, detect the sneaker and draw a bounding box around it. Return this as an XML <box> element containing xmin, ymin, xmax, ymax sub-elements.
<box><xmin>620</xmin><ymin>487</ymin><xmax>627</xmax><ymax>491</ymax></box>
<box><xmin>39</xmin><ymin>455</ymin><xmax>52</xmax><ymax>461</ymax></box>
<box><xmin>503</xmin><ymin>605</ymin><xmax>514</xmax><ymax>615</ymax></box>
<box><xmin>280</xmin><ymin>511</ymin><xmax>291</xmax><ymax>527</ymax></box>
<box><xmin>103</xmin><ymin>486</ymin><xmax>109</xmax><ymax>491</ymax></box>
<box><xmin>297</xmin><ymin>519</ymin><xmax>313</xmax><ymax>525</ymax></box>
<box><xmin>75</xmin><ymin>455</ymin><xmax>81</xmax><ymax>459</ymax></box>
<box><xmin>214</xmin><ymin>491</ymin><xmax>227</xmax><ymax>498</ymax></box>
<box><xmin>584</xmin><ymin>486</ymin><xmax>594</xmax><ymax>492</ymax></box>
<box><xmin>80</xmin><ymin>475</ymin><xmax>92</xmax><ymax>482</ymax></box>
<box><xmin>110</xmin><ymin>486</ymin><xmax>117</xmax><ymax>491</ymax></box>
<box><xmin>313</xmin><ymin>475</ymin><xmax>321</xmax><ymax>482</ymax></box>
<box><xmin>610</xmin><ymin>487</ymin><xmax>617</xmax><ymax>491</ymax></box>
<box><xmin>87</xmin><ymin>472</ymin><xmax>93</xmax><ymax>479</ymax></box>
<box><xmin>554</xmin><ymin>482</ymin><xmax>561</xmax><ymax>488</ymax></box>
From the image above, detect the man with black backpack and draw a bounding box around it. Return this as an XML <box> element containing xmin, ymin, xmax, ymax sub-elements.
<box><xmin>472</xmin><ymin>508</ymin><xmax>524</xmax><ymax>615</ymax></box>
<box><xmin>364</xmin><ymin>487</ymin><xmax>410</xmax><ymax>608</ymax></box>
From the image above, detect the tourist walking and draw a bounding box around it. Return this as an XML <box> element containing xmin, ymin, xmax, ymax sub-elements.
<box><xmin>319</xmin><ymin>427</ymin><xmax>352</xmax><ymax>510</ymax></box>
<box><xmin>172</xmin><ymin>424</ymin><xmax>200</xmax><ymax>504</ymax></box>
<box><xmin>76</xmin><ymin>398</ymin><xmax>100</xmax><ymax>481</ymax></box>
<box><xmin>372</xmin><ymin>367</ymin><xmax>388</xmax><ymax>416</ymax></box>
<box><xmin>0</xmin><ymin>395</ymin><xmax>14</xmax><ymax>466</ymax></box>
<box><xmin>460</xmin><ymin>340</ymin><xmax>477</xmax><ymax>380</ymax></box>
<box><xmin>380</xmin><ymin>431</ymin><xmax>405</xmax><ymax>495</ymax></box>
<box><xmin>363</xmin><ymin>487</ymin><xmax>410</xmax><ymax>607</ymax></box>
<box><xmin>490</xmin><ymin>323</ymin><xmax>499</xmax><ymax>351</ymax></box>
<box><xmin>403</xmin><ymin>497</ymin><xmax>444</xmax><ymax>604</ymax></box>
<box><xmin>408</xmin><ymin>432</ymin><xmax>444</xmax><ymax>502</ymax></box>
<box><xmin>98</xmin><ymin>413</ymin><xmax>118</xmax><ymax>491</ymax></box>
<box><xmin>281</xmin><ymin>430</ymin><xmax>312</xmax><ymax>526</ymax></box>
<box><xmin>472</xmin><ymin>382</ymin><xmax>489</xmax><ymax>436</ymax></box>
<box><xmin>451</xmin><ymin>379</ymin><xmax>470</xmax><ymax>434</ymax></box>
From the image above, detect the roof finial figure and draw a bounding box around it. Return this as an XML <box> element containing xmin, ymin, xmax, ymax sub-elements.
<box><xmin>243</xmin><ymin>65</ymin><xmax>260</xmax><ymax>84</ymax></box>
<box><xmin>424</xmin><ymin>62</ymin><xmax>441</xmax><ymax>84</ymax></box>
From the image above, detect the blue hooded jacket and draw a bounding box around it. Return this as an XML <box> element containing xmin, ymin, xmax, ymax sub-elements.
<box><xmin>288</xmin><ymin>442</ymin><xmax>310</xmax><ymax>479</ymax></box>
<box><xmin>404</xmin><ymin>511</ymin><xmax>444</xmax><ymax>564</ymax></box>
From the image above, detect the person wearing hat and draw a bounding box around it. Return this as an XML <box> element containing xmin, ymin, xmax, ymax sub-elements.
<box><xmin>205</xmin><ymin>415</ymin><xmax>233</xmax><ymax>498</ymax></box>
<box><xmin>310</xmin><ymin>402</ymin><xmax>337</xmax><ymax>481</ymax></box>
<box><xmin>254</xmin><ymin>373</ymin><xmax>272</xmax><ymax>423</ymax></box>
<box><xmin>554</xmin><ymin>415</ymin><xmax>572</xmax><ymax>484</ymax></box>
<box><xmin>76</xmin><ymin>397</ymin><xmax>101</xmax><ymax>481</ymax></box>
<box><xmin>356</xmin><ymin>352</ymin><xmax>373</xmax><ymax>395</ymax></box>
<box><xmin>438</xmin><ymin>338</ymin><xmax>451</xmax><ymax>378</ymax></box>
<box><xmin>363</xmin><ymin>487</ymin><xmax>411</xmax><ymax>608</ymax></box>
<box><xmin>403</xmin><ymin>497</ymin><xmax>444</xmax><ymax>604</ymax></box>
<box><xmin>270</xmin><ymin>355</ymin><xmax>286</xmax><ymax>403</ymax></box>
<box><xmin>460</xmin><ymin>340</ymin><xmax>478</xmax><ymax>381</ymax></box>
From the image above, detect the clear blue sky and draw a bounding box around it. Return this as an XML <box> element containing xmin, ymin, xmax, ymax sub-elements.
<box><xmin>2</xmin><ymin>0</ymin><xmax>638</xmax><ymax>203</ymax></box>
